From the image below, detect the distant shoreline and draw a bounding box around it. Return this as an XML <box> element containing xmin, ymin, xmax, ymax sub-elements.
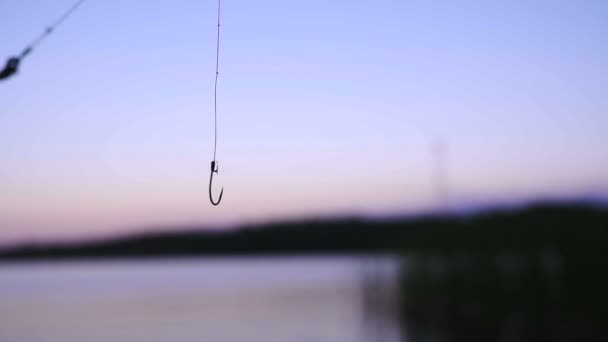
<box><xmin>1</xmin><ymin>202</ymin><xmax>606</xmax><ymax>262</ymax></box>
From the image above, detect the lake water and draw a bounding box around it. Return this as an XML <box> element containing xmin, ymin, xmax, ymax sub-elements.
<box><xmin>0</xmin><ymin>257</ymin><xmax>402</xmax><ymax>342</ymax></box>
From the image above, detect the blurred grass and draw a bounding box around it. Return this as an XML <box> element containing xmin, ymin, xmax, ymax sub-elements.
<box><xmin>397</xmin><ymin>203</ymin><xmax>608</xmax><ymax>341</ymax></box>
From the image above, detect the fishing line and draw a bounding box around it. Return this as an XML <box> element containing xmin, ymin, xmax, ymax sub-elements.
<box><xmin>213</xmin><ymin>0</ymin><xmax>221</xmax><ymax>162</ymax></box>
<box><xmin>0</xmin><ymin>0</ymin><xmax>88</xmax><ymax>80</ymax></box>
<box><xmin>209</xmin><ymin>0</ymin><xmax>224</xmax><ymax>206</ymax></box>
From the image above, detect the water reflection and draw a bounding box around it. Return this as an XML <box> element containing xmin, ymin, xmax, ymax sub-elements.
<box><xmin>0</xmin><ymin>257</ymin><xmax>403</xmax><ymax>342</ymax></box>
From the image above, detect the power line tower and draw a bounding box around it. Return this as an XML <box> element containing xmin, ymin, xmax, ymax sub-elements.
<box><xmin>431</xmin><ymin>139</ymin><xmax>449</xmax><ymax>215</ymax></box>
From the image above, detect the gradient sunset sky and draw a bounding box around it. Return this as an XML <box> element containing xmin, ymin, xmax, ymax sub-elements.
<box><xmin>1</xmin><ymin>0</ymin><xmax>607</xmax><ymax>243</ymax></box>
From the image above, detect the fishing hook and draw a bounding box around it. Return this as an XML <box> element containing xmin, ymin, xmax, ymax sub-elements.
<box><xmin>0</xmin><ymin>57</ymin><xmax>21</xmax><ymax>81</ymax></box>
<box><xmin>0</xmin><ymin>47</ymin><xmax>31</xmax><ymax>81</ymax></box>
<box><xmin>209</xmin><ymin>160</ymin><xmax>224</xmax><ymax>206</ymax></box>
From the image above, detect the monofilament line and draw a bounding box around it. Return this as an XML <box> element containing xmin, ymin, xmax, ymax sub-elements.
<box><xmin>213</xmin><ymin>0</ymin><xmax>222</xmax><ymax>161</ymax></box>
<box><xmin>22</xmin><ymin>0</ymin><xmax>88</xmax><ymax>58</ymax></box>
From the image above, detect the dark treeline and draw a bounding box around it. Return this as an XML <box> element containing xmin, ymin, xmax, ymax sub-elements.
<box><xmin>0</xmin><ymin>201</ymin><xmax>606</xmax><ymax>260</ymax></box>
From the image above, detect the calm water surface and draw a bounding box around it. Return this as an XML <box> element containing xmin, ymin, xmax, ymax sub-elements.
<box><xmin>0</xmin><ymin>257</ymin><xmax>402</xmax><ymax>342</ymax></box>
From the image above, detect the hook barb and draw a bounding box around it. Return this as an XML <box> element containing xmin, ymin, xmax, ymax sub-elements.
<box><xmin>209</xmin><ymin>160</ymin><xmax>224</xmax><ymax>206</ymax></box>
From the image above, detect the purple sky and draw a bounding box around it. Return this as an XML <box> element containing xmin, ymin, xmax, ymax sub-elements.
<box><xmin>1</xmin><ymin>0</ymin><xmax>607</xmax><ymax>243</ymax></box>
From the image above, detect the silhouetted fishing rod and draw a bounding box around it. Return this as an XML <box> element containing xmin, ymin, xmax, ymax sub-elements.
<box><xmin>0</xmin><ymin>0</ymin><xmax>87</xmax><ymax>81</ymax></box>
<box><xmin>209</xmin><ymin>0</ymin><xmax>224</xmax><ymax>206</ymax></box>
